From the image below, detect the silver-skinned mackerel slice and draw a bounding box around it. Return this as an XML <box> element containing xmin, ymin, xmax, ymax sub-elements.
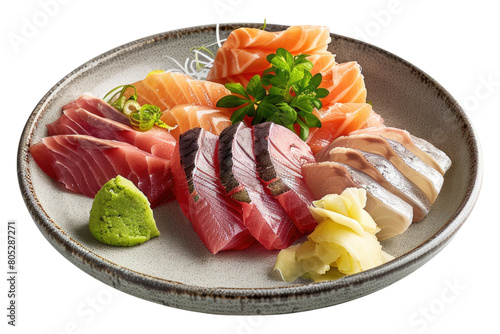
<box><xmin>410</xmin><ymin>134</ymin><xmax>452</xmax><ymax>174</ymax></box>
<box><xmin>315</xmin><ymin>134</ymin><xmax>444</xmax><ymax>203</ymax></box>
<box><xmin>328</xmin><ymin>147</ymin><xmax>430</xmax><ymax>222</ymax></box>
<box><xmin>302</xmin><ymin>161</ymin><xmax>413</xmax><ymax>240</ymax></box>
<box><xmin>349</xmin><ymin>127</ymin><xmax>451</xmax><ymax>175</ymax></box>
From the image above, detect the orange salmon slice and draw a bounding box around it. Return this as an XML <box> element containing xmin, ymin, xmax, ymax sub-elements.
<box><xmin>306</xmin><ymin>103</ymin><xmax>383</xmax><ymax>154</ymax></box>
<box><xmin>207</xmin><ymin>25</ymin><xmax>331</xmax><ymax>85</ymax></box>
<box><xmin>319</xmin><ymin>61</ymin><xmax>367</xmax><ymax>107</ymax></box>
<box><xmin>207</xmin><ymin>25</ymin><xmax>366</xmax><ymax>107</ymax></box>
<box><xmin>127</xmin><ymin>71</ymin><xmax>232</xmax><ymax>112</ymax></box>
<box><xmin>160</xmin><ymin>104</ymin><xmax>233</xmax><ymax>140</ymax></box>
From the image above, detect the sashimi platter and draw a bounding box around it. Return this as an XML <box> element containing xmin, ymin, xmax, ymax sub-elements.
<box><xmin>18</xmin><ymin>23</ymin><xmax>481</xmax><ymax>314</ymax></box>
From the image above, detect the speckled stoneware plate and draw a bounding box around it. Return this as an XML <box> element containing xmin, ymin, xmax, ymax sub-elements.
<box><xmin>18</xmin><ymin>23</ymin><xmax>482</xmax><ymax>315</ymax></box>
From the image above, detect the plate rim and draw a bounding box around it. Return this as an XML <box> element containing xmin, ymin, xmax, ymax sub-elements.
<box><xmin>17</xmin><ymin>23</ymin><xmax>483</xmax><ymax>314</ymax></box>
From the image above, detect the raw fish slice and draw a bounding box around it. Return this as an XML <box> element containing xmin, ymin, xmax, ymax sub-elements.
<box><xmin>410</xmin><ymin>134</ymin><xmax>452</xmax><ymax>175</ymax></box>
<box><xmin>316</xmin><ymin>134</ymin><xmax>443</xmax><ymax>203</ymax></box>
<box><xmin>47</xmin><ymin>108</ymin><xmax>176</xmax><ymax>160</ymax></box>
<box><xmin>319</xmin><ymin>61</ymin><xmax>367</xmax><ymax>107</ymax></box>
<box><xmin>127</xmin><ymin>72</ymin><xmax>232</xmax><ymax>112</ymax></box>
<box><xmin>210</xmin><ymin>54</ymin><xmax>368</xmax><ymax>113</ymax></box>
<box><xmin>208</xmin><ymin>25</ymin><xmax>367</xmax><ymax>111</ymax></box>
<box><xmin>302</xmin><ymin>162</ymin><xmax>413</xmax><ymax>240</ymax></box>
<box><xmin>386</xmin><ymin>138</ymin><xmax>444</xmax><ymax>202</ymax></box>
<box><xmin>35</xmin><ymin>135</ymin><xmax>96</xmax><ymax>195</ymax></box>
<box><xmin>30</xmin><ymin>135</ymin><xmax>173</xmax><ymax>207</ymax></box>
<box><xmin>306</xmin><ymin>103</ymin><xmax>383</xmax><ymax>154</ymax></box>
<box><xmin>253</xmin><ymin>122</ymin><xmax>317</xmax><ymax>233</ymax></box>
<box><xmin>328</xmin><ymin>147</ymin><xmax>430</xmax><ymax>221</ymax></box>
<box><xmin>210</xmin><ymin>50</ymin><xmax>337</xmax><ymax>88</ymax></box>
<box><xmin>309</xmin><ymin>51</ymin><xmax>338</xmax><ymax>76</ymax></box>
<box><xmin>207</xmin><ymin>25</ymin><xmax>331</xmax><ymax>84</ymax></box>
<box><xmin>160</xmin><ymin>104</ymin><xmax>233</xmax><ymax>140</ymax></box>
<box><xmin>218</xmin><ymin>122</ymin><xmax>301</xmax><ymax>250</ymax></box>
<box><xmin>350</xmin><ymin>127</ymin><xmax>451</xmax><ymax>175</ymax></box>
<box><xmin>221</xmin><ymin>25</ymin><xmax>331</xmax><ymax>52</ymax></box>
<box><xmin>62</xmin><ymin>94</ymin><xmax>129</xmax><ymax>125</ymax></box>
<box><xmin>208</xmin><ymin>48</ymin><xmax>272</xmax><ymax>83</ymax></box>
<box><xmin>365</xmin><ymin>110</ymin><xmax>385</xmax><ymax>129</ymax></box>
<box><xmin>171</xmin><ymin>128</ymin><xmax>254</xmax><ymax>254</ymax></box>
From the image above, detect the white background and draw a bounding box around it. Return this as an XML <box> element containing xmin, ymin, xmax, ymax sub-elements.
<box><xmin>2</xmin><ymin>0</ymin><xmax>498</xmax><ymax>333</ymax></box>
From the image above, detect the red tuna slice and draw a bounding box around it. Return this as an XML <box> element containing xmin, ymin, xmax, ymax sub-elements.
<box><xmin>218</xmin><ymin>122</ymin><xmax>301</xmax><ymax>250</ymax></box>
<box><xmin>62</xmin><ymin>94</ymin><xmax>129</xmax><ymax>125</ymax></box>
<box><xmin>47</xmin><ymin>107</ymin><xmax>176</xmax><ymax>160</ymax></box>
<box><xmin>171</xmin><ymin>128</ymin><xmax>255</xmax><ymax>254</ymax></box>
<box><xmin>253</xmin><ymin>122</ymin><xmax>317</xmax><ymax>233</ymax></box>
<box><xmin>29</xmin><ymin>134</ymin><xmax>173</xmax><ymax>207</ymax></box>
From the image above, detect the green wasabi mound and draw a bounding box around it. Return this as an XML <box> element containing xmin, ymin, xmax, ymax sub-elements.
<box><xmin>89</xmin><ymin>175</ymin><xmax>160</xmax><ymax>246</ymax></box>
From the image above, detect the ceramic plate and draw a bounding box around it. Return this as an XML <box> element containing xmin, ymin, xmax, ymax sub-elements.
<box><xmin>18</xmin><ymin>23</ymin><xmax>482</xmax><ymax>315</ymax></box>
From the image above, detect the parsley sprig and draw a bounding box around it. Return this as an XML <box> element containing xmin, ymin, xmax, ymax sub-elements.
<box><xmin>216</xmin><ymin>48</ymin><xmax>329</xmax><ymax>140</ymax></box>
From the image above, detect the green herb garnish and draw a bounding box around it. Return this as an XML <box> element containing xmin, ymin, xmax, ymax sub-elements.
<box><xmin>129</xmin><ymin>104</ymin><xmax>171</xmax><ymax>132</ymax></box>
<box><xmin>103</xmin><ymin>84</ymin><xmax>138</xmax><ymax>111</ymax></box>
<box><xmin>260</xmin><ymin>19</ymin><xmax>267</xmax><ymax>30</ymax></box>
<box><xmin>103</xmin><ymin>84</ymin><xmax>175</xmax><ymax>132</ymax></box>
<box><xmin>216</xmin><ymin>48</ymin><xmax>329</xmax><ymax>140</ymax></box>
